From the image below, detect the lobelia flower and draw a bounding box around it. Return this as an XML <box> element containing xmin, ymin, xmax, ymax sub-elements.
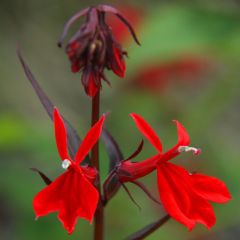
<box><xmin>58</xmin><ymin>4</ymin><xmax>140</xmax><ymax>97</ymax></box>
<box><xmin>33</xmin><ymin>108</ymin><xmax>105</xmax><ymax>234</ymax></box>
<box><xmin>118</xmin><ymin>114</ymin><xmax>231</xmax><ymax>230</ymax></box>
<box><xmin>130</xmin><ymin>56</ymin><xmax>211</xmax><ymax>93</ymax></box>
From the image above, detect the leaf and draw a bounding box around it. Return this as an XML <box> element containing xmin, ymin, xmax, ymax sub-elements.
<box><xmin>101</xmin><ymin>129</ymin><xmax>124</xmax><ymax>172</ymax></box>
<box><xmin>30</xmin><ymin>168</ymin><xmax>52</xmax><ymax>185</ymax></box>
<box><xmin>17</xmin><ymin>49</ymin><xmax>89</xmax><ymax>163</ymax></box>
<box><xmin>126</xmin><ymin>215</ymin><xmax>170</xmax><ymax>240</ymax></box>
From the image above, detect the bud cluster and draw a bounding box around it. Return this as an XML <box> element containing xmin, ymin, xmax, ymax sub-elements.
<box><xmin>59</xmin><ymin>5</ymin><xmax>140</xmax><ymax>97</ymax></box>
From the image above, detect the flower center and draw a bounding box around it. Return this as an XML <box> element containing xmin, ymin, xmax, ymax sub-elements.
<box><xmin>62</xmin><ymin>159</ymin><xmax>71</xmax><ymax>169</ymax></box>
<box><xmin>178</xmin><ymin>146</ymin><xmax>201</xmax><ymax>155</ymax></box>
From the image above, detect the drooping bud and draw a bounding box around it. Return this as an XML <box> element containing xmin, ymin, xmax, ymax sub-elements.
<box><xmin>58</xmin><ymin>4</ymin><xmax>139</xmax><ymax>97</ymax></box>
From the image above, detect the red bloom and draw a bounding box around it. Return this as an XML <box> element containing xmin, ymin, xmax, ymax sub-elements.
<box><xmin>130</xmin><ymin>56</ymin><xmax>211</xmax><ymax>93</ymax></box>
<box><xmin>119</xmin><ymin>114</ymin><xmax>231</xmax><ymax>230</ymax></box>
<box><xmin>33</xmin><ymin>108</ymin><xmax>105</xmax><ymax>234</ymax></box>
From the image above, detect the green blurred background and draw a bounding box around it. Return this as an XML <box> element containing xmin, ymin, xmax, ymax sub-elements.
<box><xmin>0</xmin><ymin>0</ymin><xmax>240</xmax><ymax>239</ymax></box>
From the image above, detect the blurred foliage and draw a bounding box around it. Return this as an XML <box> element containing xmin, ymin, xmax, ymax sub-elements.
<box><xmin>0</xmin><ymin>0</ymin><xmax>240</xmax><ymax>239</ymax></box>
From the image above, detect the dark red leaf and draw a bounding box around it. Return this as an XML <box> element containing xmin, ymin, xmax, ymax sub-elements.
<box><xmin>17</xmin><ymin>49</ymin><xmax>89</xmax><ymax>163</ymax></box>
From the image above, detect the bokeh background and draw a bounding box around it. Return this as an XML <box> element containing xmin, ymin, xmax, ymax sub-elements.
<box><xmin>0</xmin><ymin>0</ymin><xmax>240</xmax><ymax>239</ymax></box>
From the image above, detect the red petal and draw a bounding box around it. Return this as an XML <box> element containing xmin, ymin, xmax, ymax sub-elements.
<box><xmin>111</xmin><ymin>47</ymin><xmax>126</xmax><ymax>78</ymax></box>
<box><xmin>82</xmin><ymin>71</ymin><xmax>99</xmax><ymax>97</ymax></box>
<box><xmin>192</xmin><ymin>173</ymin><xmax>231</xmax><ymax>203</ymax></box>
<box><xmin>130</xmin><ymin>113</ymin><xmax>162</xmax><ymax>152</ymax></box>
<box><xmin>119</xmin><ymin>154</ymin><xmax>159</xmax><ymax>181</ymax></box>
<box><xmin>71</xmin><ymin>62</ymin><xmax>80</xmax><ymax>73</ymax></box>
<box><xmin>53</xmin><ymin>108</ymin><xmax>70</xmax><ymax>160</ymax></box>
<box><xmin>174</xmin><ymin>120</ymin><xmax>190</xmax><ymax>146</ymax></box>
<box><xmin>159</xmin><ymin>120</ymin><xmax>190</xmax><ymax>163</ymax></box>
<box><xmin>74</xmin><ymin>115</ymin><xmax>105</xmax><ymax>164</ymax></box>
<box><xmin>87</xmin><ymin>73</ymin><xmax>99</xmax><ymax>97</ymax></box>
<box><xmin>157</xmin><ymin>164</ymin><xmax>195</xmax><ymax>230</ymax></box>
<box><xmin>33</xmin><ymin>169</ymin><xmax>99</xmax><ymax>234</ymax></box>
<box><xmin>157</xmin><ymin>163</ymin><xmax>216</xmax><ymax>230</ymax></box>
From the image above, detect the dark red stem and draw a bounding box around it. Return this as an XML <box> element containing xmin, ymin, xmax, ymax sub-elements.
<box><xmin>91</xmin><ymin>91</ymin><xmax>104</xmax><ymax>240</ymax></box>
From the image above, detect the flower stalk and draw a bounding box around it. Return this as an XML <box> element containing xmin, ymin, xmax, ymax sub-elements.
<box><xmin>91</xmin><ymin>91</ymin><xmax>104</xmax><ymax>240</ymax></box>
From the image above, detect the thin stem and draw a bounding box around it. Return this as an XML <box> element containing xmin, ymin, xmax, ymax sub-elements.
<box><xmin>91</xmin><ymin>91</ymin><xmax>104</xmax><ymax>240</ymax></box>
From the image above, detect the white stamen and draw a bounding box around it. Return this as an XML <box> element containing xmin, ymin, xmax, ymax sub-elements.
<box><xmin>178</xmin><ymin>146</ymin><xmax>201</xmax><ymax>156</ymax></box>
<box><xmin>62</xmin><ymin>159</ymin><xmax>71</xmax><ymax>169</ymax></box>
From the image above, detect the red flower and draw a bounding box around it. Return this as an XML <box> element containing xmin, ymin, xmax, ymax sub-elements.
<box><xmin>119</xmin><ymin>114</ymin><xmax>231</xmax><ymax>230</ymax></box>
<box><xmin>33</xmin><ymin>108</ymin><xmax>105</xmax><ymax>234</ymax></box>
<box><xmin>130</xmin><ymin>56</ymin><xmax>211</xmax><ymax>93</ymax></box>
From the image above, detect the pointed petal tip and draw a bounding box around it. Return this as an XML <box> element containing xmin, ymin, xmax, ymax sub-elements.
<box><xmin>102</xmin><ymin>111</ymin><xmax>110</xmax><ymax>119</ymax></box>
<box><xmin>130</xmin><ymin>113</ymin><xmax>163</xmax><ymax>152</ymax></box>
<box><xmin>129</xmin><ymin>113</ymin><xmax>138</xmax><ymax>119</ymax></box>
<box><xmin>53</xmin><ymin>106</ymin><xmax>59</xmax><ymax>115</ymax></box>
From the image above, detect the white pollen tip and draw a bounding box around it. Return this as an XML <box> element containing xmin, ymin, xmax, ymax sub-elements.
<box><xmin>62</xmin><ymin>159</ymin><xmax>71</xmax><ymax>169</ymax></box>
<box><xmin>178</xmin><ymin>146</ymin><xmax>201</xmax><ymax>156</ymax></box>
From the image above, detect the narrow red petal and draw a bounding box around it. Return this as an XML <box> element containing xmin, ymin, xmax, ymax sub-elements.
<box><xmin>173</xmin><ymin>120</ymin><xmax>190</xmax><ymax>146</ymax></box>
<box><xmin>74</xmin><ymin>115</ymin><xmax>105</xmax><ymax>164</ymax></box>
<box><xmin>87</xmin><ymin>73</ymin><xmax>99</xmax><ymax>97</ymax></box>
<box><xmin>111</xmin><ymin>47</ymin><xmax>126</xmax><ymax>78</ymax></box>
<box><xmin>130</xmin><ymin>113</ymin><xmax>162</xmax><ymax>152</ymax></box>
<box><xmin>53</xmin><ymin>108</ymin><xmax>70</xmax><ymax>160</ymax></box>
<box><xmin>192</xmin><ymin>173</ymin><xmax>231</xmax><ymax>203</ymax></box>
<box><xmin>159</xmin><ymin>120</ymin><xmax>190</xmax><ymax>163</ymax></box>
